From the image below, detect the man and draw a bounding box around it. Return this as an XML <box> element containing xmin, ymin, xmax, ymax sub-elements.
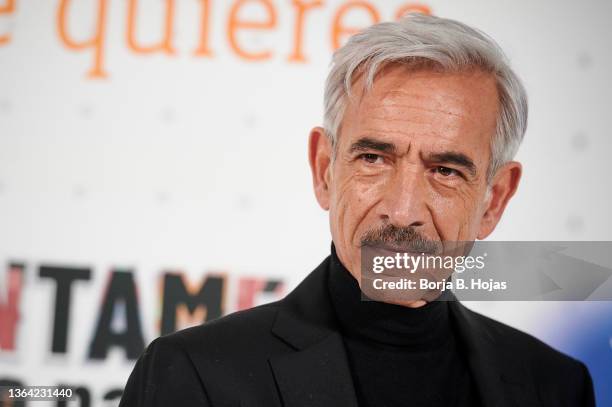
<box><xmin>119</xmin><ymin>14</ymin><xmax>595</xmax><ymax>407</ymax></box>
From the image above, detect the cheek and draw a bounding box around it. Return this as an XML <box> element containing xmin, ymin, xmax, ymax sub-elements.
<box><xmin>429</xmin><ymin>186</ymin><xmax>481</xmax><ymax>241</ymax></box>
<box><xmin>331</xmin><ymin>170</ymin><xmax>385</xmax><ymax>241</ymax></box>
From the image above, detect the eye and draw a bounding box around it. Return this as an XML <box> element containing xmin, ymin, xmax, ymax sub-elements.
<box><xmin>358</xmin><ymin>153</ymin><xmax>384</xmax><ymax>164</ymax></box>
<box><xmin>435</xmin><ymin>166</ymin><xmax>461</xmax><ymax>177</ymax></box>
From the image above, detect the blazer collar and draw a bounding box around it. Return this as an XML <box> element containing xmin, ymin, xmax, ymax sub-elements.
<box><xmin>270</xmin><ymin>255</ymin><xmax>540</xmax><ymax>407</ymax></box>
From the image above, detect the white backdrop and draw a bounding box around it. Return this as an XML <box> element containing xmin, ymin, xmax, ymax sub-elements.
<box><xmin>1</xmin><ymin>0</ymin><xmax>611</xmax><ymax>405</ymax></box>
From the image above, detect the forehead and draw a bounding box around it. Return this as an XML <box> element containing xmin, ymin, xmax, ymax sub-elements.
<box><xmin>341</xmin><ymin>65</ymin><xmax>499</xmax><ymax>158</ymax></box>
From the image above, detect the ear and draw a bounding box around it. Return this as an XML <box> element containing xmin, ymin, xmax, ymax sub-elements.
<box><xmin>477</xmin><ymin>161</ymin><xmax>522</xmax><ymax>239</ymax></box>
<box><xmin>308</xmin><ymin>126</ymin><xmax>333</xmax><ymax>210</ymax></box>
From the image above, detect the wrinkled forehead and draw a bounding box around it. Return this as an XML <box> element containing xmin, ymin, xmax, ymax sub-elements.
<box><xmin>339</xmin><ymin>64</ymin><xmax>499</xmax><ymax>158</ymax></box>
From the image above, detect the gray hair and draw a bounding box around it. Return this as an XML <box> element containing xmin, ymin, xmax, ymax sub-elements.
<box><xmin>323</xmin><ymin>13</ymin><xmax>528</xmax><ymax>181</ymax></box>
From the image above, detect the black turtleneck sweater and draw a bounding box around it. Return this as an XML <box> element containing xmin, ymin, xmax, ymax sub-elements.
<box><xmin>327</xmin><ymin>245</ymin><xmax>481</xmax><ymax>407</ymax></box>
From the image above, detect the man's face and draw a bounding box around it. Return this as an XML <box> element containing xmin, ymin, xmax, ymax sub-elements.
<box><xmin>309</xmin><ymin>64</ymin><xmax>521</xmax><ymax>287</ymax></box>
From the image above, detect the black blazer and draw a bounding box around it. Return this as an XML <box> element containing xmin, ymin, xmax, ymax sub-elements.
<box><xmin>119</xmin><ymin>256</ymin><xmax>595</xmax><ymax>407</ymax></box>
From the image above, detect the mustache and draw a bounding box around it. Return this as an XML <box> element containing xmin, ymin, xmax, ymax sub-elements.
<box><xmin>360</xmin><ymin>224</ymin><xmax>442</xmax><ymax>254</ymax></box>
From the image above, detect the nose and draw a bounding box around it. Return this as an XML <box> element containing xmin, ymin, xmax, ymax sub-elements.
<box><xmin>378</xmin><ymin>166</ymin><xmax>428</xmax><ymax>228</ymax></box>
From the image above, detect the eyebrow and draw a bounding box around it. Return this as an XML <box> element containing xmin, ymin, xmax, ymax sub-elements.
<box><xmin>426</xmin><ymin>151</ymin><xmax>477</xmax><ymax>177</ymax></box>
<box><xmin>349</xmin><ymin>137</ymin><xmax>397</xmax><ymax>154</ymax></box>
<box><xmin>348</xmin><ymin>137</ymin><xmax>478</xmax><ymax>177</ymax></box>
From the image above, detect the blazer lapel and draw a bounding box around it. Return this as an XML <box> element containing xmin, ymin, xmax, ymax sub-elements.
<box><xmin>268</xmin><ymin>258</ymin><xmax>359</xmax><ymax>407</ymax></box>
<box><xmin>449</xmin><ymin>301</ymin><xmax>541</xmax><ymax>407</ymax></box>
<box><xmin>269</xmin><ymin>332</ymin><xmax>359</xmax><ymax>407</ymax></box>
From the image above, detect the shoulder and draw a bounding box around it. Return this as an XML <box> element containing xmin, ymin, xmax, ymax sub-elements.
<box><xmin>120</xmin><ymin>302</ymin><xmax>287</xmax><ymax>407</ymax></box>
<box><xmin>119</xmin><ymin>323</ymin><xmax>213</xmax><ymax>406</ymax></box>
<box><xmin>168</xmin><ymin>300</ymin><xmax>284</xmax><ymax>351</ymax></box>
<box><xmin>469</xmin><ymin>309</ymin><xmax>581</xmax><ymax>368</ymax></box>
<box><xmin>165</xmin><ymin>258</ymin><xmax>332</xmax><ymax>357</ymax></box>
<box><xmin>155</xmin><ymin>300</ymin><xmax>293</xmax><ymax>381</ymax></box>
<box><xmin>463</xmin><ymin>306</ymin><xmax>594</xmax><ymax>404</ymax></box>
